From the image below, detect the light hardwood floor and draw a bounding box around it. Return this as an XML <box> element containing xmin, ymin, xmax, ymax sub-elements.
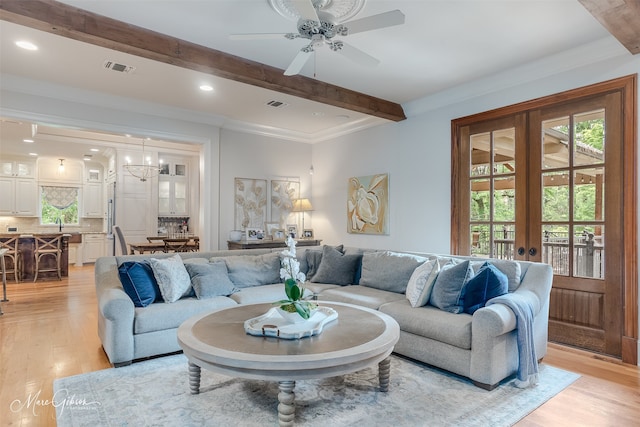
<box><xmin>0</xmin><ymin>266</ymin><xmax>638</xmax><ymax>426</ymax></box>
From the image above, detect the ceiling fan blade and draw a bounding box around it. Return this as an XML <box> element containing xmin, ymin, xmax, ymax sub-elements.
<box><xmin>229</xmin><ymin>33</ymin><xmax>290</xmax><ymax>40</ymax></box>
<box><xmin>343</xmin><ymin>9</ymin><xmax>405</xmax><ymax>35</ymax></box>
<box><xmin>335</xmin><ymin>42</ymin><xmax>380</xmax><ymax>67</ymax></box>
<box><xmin>291</xmin><ymin>0</ymin><xmax>320</xmax><ymax>22</ymax></box>
<box><xmin>284</xmin><ymin>49</ymin><xmax>313</xmax><ymax>76</ymax></box>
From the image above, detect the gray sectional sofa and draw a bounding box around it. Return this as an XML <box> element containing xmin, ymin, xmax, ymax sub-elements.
<box><xmin>94</xmin><ymin>245</ymin><xmax>553</xmax><ymax>390</ymax></box>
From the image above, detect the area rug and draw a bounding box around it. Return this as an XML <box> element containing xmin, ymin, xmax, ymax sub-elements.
<box><xmin>54</xmin><ymin>354</ymin><xmax>579</xmax><ymax>427</ymax></box>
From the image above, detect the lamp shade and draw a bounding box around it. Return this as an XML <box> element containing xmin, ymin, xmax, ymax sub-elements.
<box><xmin>291</xmin><ymin>198</ymin><xmax>313</xmax><ymax>212</ymax></box>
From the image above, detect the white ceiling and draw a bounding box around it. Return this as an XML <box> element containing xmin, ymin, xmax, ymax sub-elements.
<box><xmin>0</xmin><ymin>0</ymin><xmax>615</xmax><ymax>161</ymax></box>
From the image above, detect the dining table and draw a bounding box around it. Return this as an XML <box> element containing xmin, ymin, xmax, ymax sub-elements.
<box><xmin>129</xmin><ymin>236</ymin><xmax>199</xmax><ymax>254</ymax></box>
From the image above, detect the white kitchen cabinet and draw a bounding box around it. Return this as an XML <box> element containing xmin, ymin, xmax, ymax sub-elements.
<box><xmin>0</xmin><ymin>177</ymin><xmax>38</xmax><ymax>216</ymax></box>
<box><xmin>1</xmin><ymin>160</ymin><xmax>35</xmax><ymax>178</ymax></box>
<box><xmin>82</xmin><ymin>182</ymin><xmax>103</xmax><ymax>217</ymax></box>
<box><xmin>83</xmin><ymin>234</ymin><xmax>105</xmax><ymax>263</ymax></box>
<box><xmin>158</xmin><ymin>156</ymin><xmax>188</xmax><ymax>216</ymax></box>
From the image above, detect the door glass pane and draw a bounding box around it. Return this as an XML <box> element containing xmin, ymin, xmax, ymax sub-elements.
<box><xmin>470</xmin><ymin>178</ymin><xmax>490</xmax><ymax>221</ymax></box>
<box><xmin>574</xmin><ymin>109</ymin><xmax>605</xmax><ymax>167</ymax></box>
<box><xmin>158</xmin><ymin>180</ymin><xmax>170</xmax><ymax>212</ymax></box>
<box><xmin>175</xmin><ymin>164</ymin><xmax>186</xmax><ymax>176</ymax></box>
<box><xmin>159</xmin><ymin>163</ymin><xmax>170</xmax><ymax>175</ymax></box>
<box><xmin>574</xmin><ymin>225</ymin><xmax>604</xmax><ymax>279</ymax></box>
<box><xmin>574</xmin><ymin>167</ymin><xmax>604</xmax><ymax>221</ymax></box>
<box><xmin>542</xmin><ymin>116</ymin><xmax>570</xmax><ymax>169</ymax></box>
<box><xmin>493</xmin><ymin>178</ymin><xmax>515</xmax><ymax>221</ymax></box>
<box><xmin>493</xmin><ymin>224</ymin><xmax>515</xmax><ymax>260</ymax></box>
<box><xmin>542</xmin><ymin>171</ymin><xmax>569</xmax><ymax>221</ymax></box>
<box><xmin>470</xmin><ymin>224</ymin><xmax>490</xmax><ymax>257</ymax></box>
<box><xmin>542</xmin><ymin>224</ymin><xmax>569</xmax><ymax>276</ymax></box>
<box><xmin>470</xmin><ymin>132</ymin><xmax>490</xmax><ymax>177</ymax></box>
<box><xmin>174</xmin><ymin>181</ymin><xmax>187</xmax><ymax>213</ymax></box>
<box><xmin>493</xmin><ymin>128</ymin><xmax>516</xmax><ymax>175</ymax></box>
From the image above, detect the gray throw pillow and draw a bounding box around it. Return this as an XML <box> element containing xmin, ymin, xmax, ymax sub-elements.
<box><xmin>185</xmin><ymin>261</ymin><xmax>238</xmax><ymax>299</ymax></box>
<box><xmin>359</xmin><ymin>251</ymin><xmax>427</xmax><ymax>294</ymax></box>
<box><xmin>429</xmin><ymin>260</ymin><xmax>474</xmax><ymax>313</ymax></box>
<box><xmin>149</xmin><ymin>254</ymin><xmax>192</xmax><ymax>303</ymax></box>
<box><xmin>305</xmin><ymin>245</ymin><xmax>345</xmax><ymax>282</ymax></box>
<box><xmin>224</xmin><ymin>252</ymin><xmax>281</xmax><ymax>288</ymax></box>
<box><xmin>310</xmin><ymin>245</ymin><xmax>361</xmax><ymax>286</ymax></box>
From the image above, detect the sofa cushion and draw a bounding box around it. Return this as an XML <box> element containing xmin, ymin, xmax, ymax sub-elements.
<box><xmin>463</xmin><ymin>262</ymin><xmax>508</xmax><ymax>314</ymax></box>
<box><xmin>228</xmin><ymin>283</ymin><xmax>314</xmax><ymax>305</ymax></box>
<box><xmin>118</xmin><ymin>261</ymin><xmax>161</xmax><ymax>307</ymax></box>
<box><xmin>379</xmin><ymin>299</ymin><xmax>473</xmax><ymax>350</ymax></box>
<box><xmin>185</xmin><ymin>261</ymin><xmax>238</xmax><ymax>299</ymax></box>
<box><xmin>317</xmin><ymin>285</ymin><xmax>406</xmax><ymax>310</ymax></box>
<box><xmin>311</xmin><ymin>245</ymin><xmax>361</xmax><ymax>286</ymax></box>
<box><xmin>405</xmin><ymin>257</ymin><xmax>443</xmax><ymax>307</ymax></box>
<box><xmin>472</xmin><ymin>259</ymin><xmax>522</xmax><ymax>292</ymax></box>
<box><xmin>149</xmin><ymin>254</ymin><xmax>192</xmax><ymax>303</ymax></box>
<box><xmin>359</xmin><ymin>251</ymin><xmax>427</xmax><ymax>294</ymax></box>
<box><xmin>429</xmin><ymin>260</ymin><xmax>474</xmax><ymax>313</ymax></box>
<box><xmin>134</xmin><ymin>296</ymin><xmax>237</xmax><ymax>334</ymax></box>
<box><xmin>224</xmin><ymin>252</ymin><xmax>281</xmax><ymax>288</ymax></box>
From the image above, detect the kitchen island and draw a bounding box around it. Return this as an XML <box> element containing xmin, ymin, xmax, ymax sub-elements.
<box><xmin>15</xmin><ymin>234</ymin><xmax>70</xmax><ymax>281</ymax></box>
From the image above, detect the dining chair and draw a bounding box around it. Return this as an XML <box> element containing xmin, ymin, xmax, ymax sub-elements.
<box><xmin>113</xmin><ymin>226</ymin><xmax>128</xmax><ymax>255</ymax></box>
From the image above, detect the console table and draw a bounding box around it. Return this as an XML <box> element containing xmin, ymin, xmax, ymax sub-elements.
<box><xmin>227</xmin><ymin>239</ymin><xmax>322</xmax><ymax>250</ymax></box>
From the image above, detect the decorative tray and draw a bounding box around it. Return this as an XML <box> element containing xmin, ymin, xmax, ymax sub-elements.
<box><xmin>244</xmin><ymin>306</ymin><xmax>338</xmax><ymax>339</ymax></box>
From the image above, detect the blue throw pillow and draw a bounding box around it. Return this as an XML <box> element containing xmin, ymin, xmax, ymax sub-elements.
<box><xmin>462</xmin><ymin>262</ymin><xmax>508</xmax><ymax>314</ymax></box>
<box><xmin>118</xmin><ymin>261</ymin><xmax>162</xmax><ymax>307</ymax></box>
<box><xmin>429</xmin><ymin>260</ymin><xmax>474</xmax><ymax>313</ymax></box>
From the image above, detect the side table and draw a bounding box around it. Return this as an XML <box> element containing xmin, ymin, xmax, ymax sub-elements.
<box><xmin>227</xmin><ymin>239</ymin><xmax>322</xmax><ymax>250</ymax></box>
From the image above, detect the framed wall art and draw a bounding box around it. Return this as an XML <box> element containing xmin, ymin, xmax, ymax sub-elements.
<box><xmin>347</xmin><ymin>173</ymin><xmax>389</xmax><ymax>235</ymax></box>
<box><xmin>264</xmin><ymin>221</ymin><xmax>281</xmax><ymax>239</ymax></box>
<box><xmin>271</xmin><ymin>179</ymin><xmax>300</xmax><ymax>227</ymax></box>
<box><xmin>234</xmin><ymin>178</ymin><xmax>267</xmax><ymax>230</ymax></box>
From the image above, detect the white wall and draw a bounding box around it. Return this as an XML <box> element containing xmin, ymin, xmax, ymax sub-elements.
<box><xmin>218</xmin><ymin>129</ymin><xmax>312</xmax><ymax>249</ymax></box>
<box><xmin>311</xmin><ymin>41</ymin><xmax>640</xmax><ymax>255</ymax></box>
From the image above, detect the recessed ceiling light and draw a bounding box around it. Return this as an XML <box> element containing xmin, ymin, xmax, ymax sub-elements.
<box><xmin>23</xmin><ymin>138</ymin><xmax>34</xmax><ymax>143</ymax></box>
<box><xmin>28</xmin><ymin>152</ymin><xmax>38</xmax><ymax>156</ymax></box>
<box><xmin>90</xmin><ymin>148</ymin><xmax>100</xmax><ymax>152</ymax></box>
<box><xmin>199</xmin><ymin>84</ymin><xmax>214</xmax><ymax>92</ymax></box>
<box><xmin>16</xmin><ymin>40</ymin><xmax>38</xmax><ymax>51</ymax></box>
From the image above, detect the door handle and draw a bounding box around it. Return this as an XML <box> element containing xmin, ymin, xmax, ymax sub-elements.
<box><xmin>517</xmin><ymin>247</ymin><xmax>525</xmax><ymax>256</ymax></box>
<box><xmin>529</xmin><ymin>247</ymin><xmax>537</xmax><ymax>256</ymax></box>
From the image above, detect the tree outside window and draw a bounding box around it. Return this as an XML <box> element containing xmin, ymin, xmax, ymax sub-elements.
<box><xmin>40</xmin><ymin>186</ymin><xmax>79</xmax><ymax>225</ymax></box>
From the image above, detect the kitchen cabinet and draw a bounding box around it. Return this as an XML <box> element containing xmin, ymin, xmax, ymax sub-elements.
<box><xmin>1</xmin><ymin>160</ymin><xmax>35</xmax><ymax>178</ymax></box>
<box><xmin>83</xmin><ymin>233</ymin><xmax>105</xmax><ymax>263</ymax></box>
<box><xmin>158</xmin><ymin>156</ymin><xmax>188</xmax><ymax>216</ymax></box>
<box><xmin>82</xmin><ymin>182</ymin><xmax>103</xmax><ymax>217</ymax></box>
<box><xmin>0</xmin><ymin>177</ymin><xmax>38</xmax><ymax>216</ymax></box>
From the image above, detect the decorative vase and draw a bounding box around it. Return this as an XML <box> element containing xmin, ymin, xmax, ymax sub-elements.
<box><xmin>229</xmin><ymin>230</ymin><xmax>243</xmax><ymax>241</ymax></box>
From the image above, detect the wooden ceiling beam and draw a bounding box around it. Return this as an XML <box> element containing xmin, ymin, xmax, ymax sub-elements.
<box><xmin>578</xmin><ymin>0</ymin><xmax>640</xmax><ymax>55</ymax></box>
<box><xmin>0</xmin><ymin>0</ymin><xmax>406</xmax><ymax>122</ymax></box>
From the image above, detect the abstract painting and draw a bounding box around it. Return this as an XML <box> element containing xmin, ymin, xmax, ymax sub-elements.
<box><xmin>347</xmin><ymin>173</ymin><xmax>389</xmax><ymax>235</ymax></box>
<box><xmin>234</xmin><ymin>178</ymin><xmax>267</xmax><ymax>230</ymax></box>
<box><xmin>270</xmin><ymin>179</ymin><xmax>300</xmax><ymax>227</ymax></box>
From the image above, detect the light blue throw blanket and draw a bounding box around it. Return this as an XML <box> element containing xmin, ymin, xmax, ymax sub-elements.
<box><xmin>487</xmin><ymin>293</ymin><xmax>539</xmax><ymax>388</ymax></box>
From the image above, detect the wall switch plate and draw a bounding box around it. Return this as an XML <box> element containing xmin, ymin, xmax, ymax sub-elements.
<box><xmin>7</xmin><ymin>227</ymin><xmax>17</xmax><ymax>232</ymax></box>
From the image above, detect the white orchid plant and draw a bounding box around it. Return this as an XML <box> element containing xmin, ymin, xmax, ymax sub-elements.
<box><xmin>274</xmin><ymin>236</ymin><xmax>317</xmax><ymax>319</ymax></box>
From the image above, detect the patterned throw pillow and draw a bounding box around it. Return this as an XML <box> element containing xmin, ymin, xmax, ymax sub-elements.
<box><xmin>149</xmin><ymin>254</ymin><xmax>192</xmax><ymax>303</ymax></box>
<box><xmin>405</xmin><ymin>257</ymin><xmax>444</xmax><ymax>307</ymax></box>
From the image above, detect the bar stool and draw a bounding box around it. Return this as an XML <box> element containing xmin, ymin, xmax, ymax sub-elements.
<box><xmin>0</xmin><ymin>235</ymin><xmax>23</xmax><ymax>283</ymax></box>
<box><xmin>33</xmin><ymin>234</ymin><xmax>63</xmax><ymax>281</ymax></box>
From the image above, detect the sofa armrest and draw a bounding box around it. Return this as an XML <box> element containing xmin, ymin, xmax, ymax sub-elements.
<box><xmin>99</xmin><ymin>287</ymin><xmax>135</xmax><ymax>321</ymax></box>
<box><xmin>472</xmin><ymin>303</ymin><xmax>517</xmax><ymax>337</ymax></box>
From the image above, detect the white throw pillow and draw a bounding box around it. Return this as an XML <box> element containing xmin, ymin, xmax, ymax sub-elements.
<box><xmin>405</xmin><ymin>257</ymin><xmax>442</xmax><ymax>307</ymax></box>
<box><xmin>149</xmin><ymin>254</ymin><xmax>191</xmax><ymax>303</ymax></box>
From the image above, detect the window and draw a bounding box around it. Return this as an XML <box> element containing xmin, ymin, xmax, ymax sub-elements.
<box><xmin>40</xmin><ymin>186</ymin><xmax>79</xmax><ymax>225</ymax></box>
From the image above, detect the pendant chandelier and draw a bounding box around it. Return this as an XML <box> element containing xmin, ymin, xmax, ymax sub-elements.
<box><xmin>123</xmin><ymin>137</ymin><xmax>161</xmax><ymax>182</ymax></box>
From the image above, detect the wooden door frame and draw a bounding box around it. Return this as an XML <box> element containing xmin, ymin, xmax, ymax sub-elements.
<box><xmin>451</xmin><ymin>75</ymin><xmax>638</xmax><ymax>364</ymax></box>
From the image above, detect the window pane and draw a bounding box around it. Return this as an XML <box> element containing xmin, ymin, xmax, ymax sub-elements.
<box><xmin>470</xmin><ymin>132</ymin><xmax>490</xmax><ymax>177</ymax></box>
<box><xmin>574</xmin><ymin>109</ymin><xmax>605</xmax><ymax>167</ymax></box>
<box><xmin>493</xmin><ymin>177</ymin><xmax>515</xmax><ymax>221</ymax></box>
<box><xmin>542</xmin><ymin>116</ymin><xmax>570</xmax><ymax>169</ymax></box>
<box><xmin>470</xmin><ymin>224</ymin><xmax>490</xmax><ymax>257</ymax></box>
<box><xmin>493</xmin><ymin>128</ymin><xmax>516</xmax><ymax>175</ymax></box>
<box><xmin>542</xmin><ymin>171</ymin><xmax>569</xmax><ymax>221</ymax></box>
<box><xmin>542</xmin><ymin>224</ymin><xmax>569</xmax><ymax>276</ymax></box>
<box><xmin>574</xmin><ymin>167</ymin><xmax>604</xmax><ymax>221</ymax></box>
<box><xmin>493</xmin><ymin>224</ymin><xmax>515</xmax><ymax>260</ymax></box>
<box><xmin>574</xmin><ymin>225</ymin><xmax>604</xmax><ymax>279</ymax></box>
<box><xmin>470</xmin><ymin>179</ymin><xmax>490</xmax><ymax>221</ymax></box>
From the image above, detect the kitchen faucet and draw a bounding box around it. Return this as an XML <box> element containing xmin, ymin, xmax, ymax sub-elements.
<box><xmin>55</xmin><ymin>218</ymin><xmax>64</xmax><ymax>232</ymax></box>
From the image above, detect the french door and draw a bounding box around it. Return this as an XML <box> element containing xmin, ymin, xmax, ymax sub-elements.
<box><xmin>451</xmin><ymin>76</ymin><xmax>637</xmax><ymax>362</ymax></box>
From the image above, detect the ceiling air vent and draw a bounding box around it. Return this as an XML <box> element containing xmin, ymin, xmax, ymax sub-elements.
<box><xmin>103</xmin><ymin>60</ymin><xmax>135</xmax><ymax>73</ymax></box>
<box><xmin>266</xmin><ymin>100</ymin><xmax>289</xmax><ymax>108</ymax></box>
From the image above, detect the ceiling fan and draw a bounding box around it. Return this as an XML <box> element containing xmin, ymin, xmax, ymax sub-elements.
<box><xmin>230</xmin><ymin>0</ymin><xmax>405</xmax><ymax>76</ymax></box>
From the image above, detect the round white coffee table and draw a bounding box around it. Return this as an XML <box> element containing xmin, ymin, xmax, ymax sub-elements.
<box><xmin>177</xmin><ymin>301</ymin><xmax>400</xmax><ymax>426</ymax></box>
